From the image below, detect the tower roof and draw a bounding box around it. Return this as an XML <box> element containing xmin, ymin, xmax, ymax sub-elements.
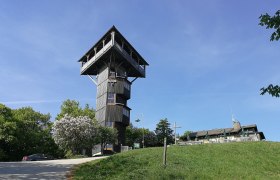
<box><xmin>78</xmin><ymin>26</ymin><xmax>149</xmax><ymax>66</ymax></box>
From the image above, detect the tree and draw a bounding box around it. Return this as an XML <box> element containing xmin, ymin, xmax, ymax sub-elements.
<box><xmin>0</xmin><ymin>104</ymin><xmax>60</xmax><ymax>161</ymax></box>
<box><xmin>126</xmin><ymin>123</ymin><xmax>157</xmax><ymax>148</ymax></box>
<box><xmin>96</xmin><ymin>126</ymin><xmax>117</xmax><ymax>154</ymax></box>
<box><xmin>154</xmin><ymin>118</ymin><xmax>174</xmax><ymax>146</ymax></box>
<box><xmin>259</xmin><ymin>10</ymin><xmax>280</xmax><ymax>97</ymax></box>
<box><xmin>144</xmin><ymin>130</ymin><xmax>158</xmax><ymax>147</ymax></box>
<box><xmin>259</xmin><ymin>10</ymin><xmax>280</xmax><ymax>41</ymax></box>
<box><xmin>13</xmin><ymin>107</ymin><xmax>62</xmax><ymax>159</ymax></box>
<box><xmin>0</xmin><ymin>104</ymin><xmax>17</xmax><ymax>161</ymax></box>
<box><xmin>56</xmin><ymin>99</ymin><xmax>96</xmax><ymax>120</ymax></box>
<box><xmin>52</xmin><ymin>115</ymin><xmax>97</xmax><ymax>155</ymax></box>
<box><xmin>125</xmin><ymin>123</ymin><xmax>142</xmax><ymax>147</ymax></box>
<box><xmin>260</xmin><ymin>84</ymin><xmax>280</xmax><ymax>97</ymax></box>
<box><xmin>179</xmin><ymin>131</ymin><xmax>192</xmax><ymax>141</ymax></box>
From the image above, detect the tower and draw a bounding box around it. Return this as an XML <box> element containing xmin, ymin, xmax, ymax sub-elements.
<box><xmin>78</xmin><ymin>26</ymin><xmax>149</xmax><ymax>152</ymax></box>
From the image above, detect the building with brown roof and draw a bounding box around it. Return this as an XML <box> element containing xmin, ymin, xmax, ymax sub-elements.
<box><xmin>183</xmin><ymin>120</ymin><xmax>265</xmax><ymax>144</ymax></box>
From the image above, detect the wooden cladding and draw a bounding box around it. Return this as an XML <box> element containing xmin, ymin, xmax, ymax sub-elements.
<box><xmin>79</xmin><ymin>26</ymin><xmax>148</xmax><ymax>151</ymax></box>
<box><xmin>79</xmin><ymin>27</ymin><xmax>148</xmax><ymax>77</ymax></box>
<box><xmin>106</xmin><ymin>105</ymin><xmax>130</xmax><ymax>126</ymax></box>
<box><xmin>108</xmin><ymin>78</ymin><xmax>131</xmax><ymax>99</ymax></box>
<box><xmin>96</xmin><ymin>107</ymin><xmax>106</xmax><ymax>122</ymax></box>
<box><xmin>97</xmin><ymin>68</ymin><xmax>109</xmax><ymax>98</ymax></box>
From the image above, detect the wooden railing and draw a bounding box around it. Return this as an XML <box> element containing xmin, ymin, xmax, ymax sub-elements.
<box><xmin>81</xmin><ymin>40</ymin><xmax>113</xmax><ymax>73</ymax></box>
<box><xmin>114</xmin><ymin>42</ymin><xmax>145</xmax><ymax>76</ymax></box>
<box><xmin>80</xmin><ymin>38</ymin><xmax>145</xmax><ymax>77</ymax></box>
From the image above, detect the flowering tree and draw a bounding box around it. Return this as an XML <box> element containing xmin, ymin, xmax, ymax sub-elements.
<box><xmin>52</xmin><ymin>115</ymin><xmax>97</xmax><ymax>154</ymax></box>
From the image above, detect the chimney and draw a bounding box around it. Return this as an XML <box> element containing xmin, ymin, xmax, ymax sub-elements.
<box><xmin>233</xmin><ymin>120</ymin><xmax>241</xmax><ymax>130</ymax></box>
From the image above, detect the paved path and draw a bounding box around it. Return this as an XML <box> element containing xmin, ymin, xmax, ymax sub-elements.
<box><xmin>0</xmin><ymin>156</ymin><xmax>107</xmax><ymax>180</ymax></box>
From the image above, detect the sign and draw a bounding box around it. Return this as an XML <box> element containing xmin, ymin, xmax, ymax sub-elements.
<box><xmin>134</xmin><ymin>143</ymin><xmax>140</xmax><ymax>149</ymax></box>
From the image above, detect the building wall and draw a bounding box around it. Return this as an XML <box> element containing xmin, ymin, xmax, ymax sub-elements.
<box><xmin>95</xmin><ymin>67</ymin><xmax>109</xmax><ymax>124</ymax></box>
<box><xmin>190</xmin><ymin>134</ymin><xmax>261</xmax><ymax>145</ymax></box>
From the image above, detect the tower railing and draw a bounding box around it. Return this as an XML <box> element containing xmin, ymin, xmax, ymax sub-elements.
<box><xmin>81</xmin><ymin>40</ymin><xmax>113</xmax><ymax>73</ymax></box>
<box><xmin>114</xmin><ymin>42</ymin><xmax>145</xmax><ymax>77</ymax></box>
<box><xmin>80</xmin><ymin>37</ymin><xmax>145</xmax><ymax>77</ymax></box>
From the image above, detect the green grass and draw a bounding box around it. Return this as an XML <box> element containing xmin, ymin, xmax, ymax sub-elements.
<box><xmin>73</xmin><ymin>142</ymin><xmax>280</xmax><ymax>179</ymax></box>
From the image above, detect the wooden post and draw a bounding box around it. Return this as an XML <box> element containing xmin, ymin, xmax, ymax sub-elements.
<box><xmin>163</xmin><ymin>136</ymin><xmax>167</xmax><ymax>166</ymax></box>
<box><xmin>94</xmin><ymin>47</ymin><xmax>97</xmax><ymax>56</ymax></box>
<box><xmin>111</xmin><ymin>31</ymin><xmax>115</xmax><ymax>45</ymax></box>
<box><xmin>142</xmin><ymin>127</ymin><xmax>145</xmax><ymax>148</ymax></box>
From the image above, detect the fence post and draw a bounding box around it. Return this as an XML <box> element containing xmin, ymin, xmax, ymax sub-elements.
<box><xmin>163</xmin><ymin>136</ymin><xmax>167</xmax><ymax>166</ymax></box>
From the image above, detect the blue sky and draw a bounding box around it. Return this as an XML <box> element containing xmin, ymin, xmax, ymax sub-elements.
<box><xmin>1</xmin><ymin>1</ymin><xmax>280</xmax><ymax>141</ymax></box>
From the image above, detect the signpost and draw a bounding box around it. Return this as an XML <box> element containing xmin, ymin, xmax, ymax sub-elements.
<box><xmin>134</xmin><ymin>143</ymin><xmax>140</xmax><ymax>149</ymax></box>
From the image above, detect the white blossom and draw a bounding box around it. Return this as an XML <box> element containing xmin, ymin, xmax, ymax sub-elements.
<box><xmin>52</xmin><ymin>114</ymin><xmax>97</xmax><ymax>152</ymax></box>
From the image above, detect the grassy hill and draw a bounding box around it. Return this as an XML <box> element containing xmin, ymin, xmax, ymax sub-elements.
<box><xmin>72</xmin><ymin>142</ymin><xmax>280</xmax><ymax>179</ymax></box>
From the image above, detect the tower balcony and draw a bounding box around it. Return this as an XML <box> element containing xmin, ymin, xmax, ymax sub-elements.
<box><xmin>108</xmin><ymin>77</ymin><xmax>131</xmax><ymax>99</ymax></box>
<box><xmin>79</xmin><ymin>26</ymin><xmax>149</xmax><ymax>78</ymax></box>
<box><xmin>106</xmin><ymin>104</ymin><xmax>130</xmax><ymax>126</ymax></box>
<box><xmin>113</xmin><ymin>42</ymin><xmax>145</xmax><ymax>77</ymax></box>
<box><xmin>80</xmin><ymin>39</ymin><xmax>113</xmax><ymax>75</ymax></box>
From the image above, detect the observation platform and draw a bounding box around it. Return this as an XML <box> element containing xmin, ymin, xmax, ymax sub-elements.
<box><xmin>78</xmin><ymin>26</ymin><xmax>149</xmax><ymax>78</ymax></box>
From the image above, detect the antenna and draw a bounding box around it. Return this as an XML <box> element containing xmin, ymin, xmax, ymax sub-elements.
<box><xmin>231</xmin><ymin>114</ymin><xmax>235</xmax><ymax>122</ymax></box>
<box><xmin>231</xmin><ymin>113</ymin><xmax>239</xmax><ymax>123</ymax></box>
<box><xmin>231</xmin><ymin>108</ymin><xmax>236</xmax><ymax>123</ymax></box>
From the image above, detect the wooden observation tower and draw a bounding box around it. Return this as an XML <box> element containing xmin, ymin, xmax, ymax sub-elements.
<box><xmin>78</xmin><ymin>26</ymin><xmax>149</xmax><ymax>152</ymax></box>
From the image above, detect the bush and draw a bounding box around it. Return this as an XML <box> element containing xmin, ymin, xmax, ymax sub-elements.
<box><xmin>0</xmin><ymin>148</ymin><xmax>7</xmax><ymax>161</ymax></box>
<box><xmin>65</xmin><ymin>150</ymin><xmax>88</xmax><ymax>159</ymax></box>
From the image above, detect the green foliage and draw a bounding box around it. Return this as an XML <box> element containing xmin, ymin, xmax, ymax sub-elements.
<box><xmin>0</xmin><ymin>104</ymin><xmax>13</xmax><ymax>121</ymax></box>
<box><xmin>73</xmin><ymin>142</ymin><xmax>280</xmax><ymax>179</ymax></box>
<box><xmin>143</xmin><ymin>130</ymin><xmax>157</xmax><ymax>147</ymax></box>
<box><xmin>97</xmin><ymin>126</ymin><xmax>117</xmax><ymax>154</ymax></box>
<box><xmin>126</xmin><ymin>124</ymin><xmax>157</xmax><ymax>148</ymax></box>
<box><xmin>12</xmin><ymin>107</ymin><xmax>56</xmax><ymax>157</ymax></box>
<box><xmin>126</xmin><ymin>124</ymin><xmax>143</xmax><ymax>147</ymax></box>
<box><xmin>259</xmin><ymin>10</ymin><xmax>280</xmax><ymax>98</ymax></box>
<box><xmin>54</xmin><ymin>100</ymin><xmax>97</xmax><ymax>156</ymax></box>
<box><xmin>259</xmin><ymin>10</ymin><xmax>280</xmax><ymax>41</ymax></box>
<box><xmin>179</xmin><ymin>130</ymin><xmax>192</xmax><ymax>141</ymax></box>
<box><xmin>0</xmin><ymin>104</ymin><xmax>61</xmax><ymax>161</ymax></box>
<box><xmin>65</xmin><ymin>150</ymin><xmax>75</xmax><ymax>159</ymax></box>
<box><xmin>0</xmin><ymin>148</ymin><xmax>7</xmax><ymax>160</ymax></box>
<box><xmin>260</xmin><ymin>84</ymin><xmax>280</xmax><ymax>97</ymax></box>
<box><xmin>155</xmin><ymin>118</ymin><xmax>174</xmax><ymax>146</ymax></box>
<box><xmin>65</xmin><ymin>150</ymin><xmax>88</xmax><ymax>159</ymax></box>
<box><xmin>56</xmin><ymin>99</ymin><xmax>96</xmax><ymax>120</ymax></box>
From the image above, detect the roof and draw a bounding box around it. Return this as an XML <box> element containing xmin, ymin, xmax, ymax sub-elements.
<box><xmin>258</xmin><ymin>132</ymin><xmax>265</xmax><ymax>139</ymax></box>
<box><xmin>78</xmin><ymin>26</ymin><xmax>149</xmax><ymax>66</ymax></box>
<box><xmin>190</xmin><ymin>128</ymin><xmax>235</xmax><ymax>137</ymax></box>
<box><xmin>241</xmin><ymin>124</ymin><xmax>257</xmax><ymax>129</ymax></box>
<box><xmin>189</xmin><ymin>124</ymin><xmax>259</xmax><ymax>138</ymax></box>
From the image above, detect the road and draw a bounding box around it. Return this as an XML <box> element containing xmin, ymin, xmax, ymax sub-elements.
<box><xmin>0</xmin><ymin>156</ymin><xmax>107</xmax><ymax>180</ymax></box>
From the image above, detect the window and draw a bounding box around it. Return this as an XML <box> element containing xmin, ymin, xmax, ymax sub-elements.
<box><xmin>116</xmin><ymin>96</ymin><xmax>126</xmax><ymax>105</ymax></box>
<box><xmin>123</xmin><ymin>108</ymin><xmax>129</xmax><ymax>117</ymax></box>
<box><xmin>107</xmin><ymin>93</ymin><xmax>115</xmax><ymax>103</ymax></box>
